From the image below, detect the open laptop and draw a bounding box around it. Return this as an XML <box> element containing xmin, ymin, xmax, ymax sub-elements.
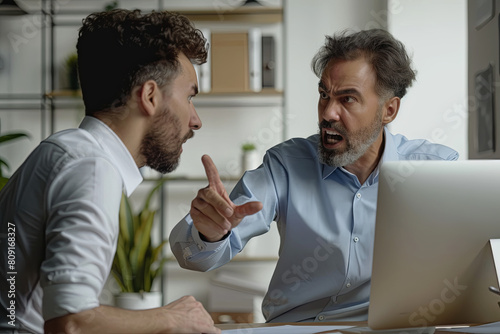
<box><xmin>368</xmin><ymin>160</ymin><xmax>500</xmax><ymax>329</ymax></box>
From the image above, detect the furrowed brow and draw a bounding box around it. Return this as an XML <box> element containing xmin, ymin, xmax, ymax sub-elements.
<box><xmin>318</xmin><ymin>81</ymin><xmax>328</xmax><ymax>91</ymax></box>
<box><xmin>333</xmin><ymin>88</ymin><xmax>362</xmax><ymax>99</ymax></box>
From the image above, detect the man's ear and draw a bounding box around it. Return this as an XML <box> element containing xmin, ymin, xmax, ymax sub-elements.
<box><xmin>382</xmin><ymin>96</ymin><xmax>400</xmax><ymax>125</ymax></box>
<box><xmin>139</xmin><ymin>80</ymin><xmax>160</xmax><ymax>117</ymax></box>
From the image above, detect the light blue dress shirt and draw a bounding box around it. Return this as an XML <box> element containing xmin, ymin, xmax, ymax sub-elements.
<box><xmin>0</xmin><ymin>116</ymin><xmax>142</xmax><ymax>333</ymax></box>
<box><xmin>170</xmin><ymin>127</ymin><xmax>458</xmax><ymax>323</ymax></box>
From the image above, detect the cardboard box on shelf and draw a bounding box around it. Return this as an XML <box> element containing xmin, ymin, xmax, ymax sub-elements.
<box><xmin>211</xmin><ymin>32</ymin><xmax>249</xmax><ymax>93</ymax></box>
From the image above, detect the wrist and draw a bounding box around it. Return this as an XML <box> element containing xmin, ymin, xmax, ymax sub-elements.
<box><xmin>199</xmin><ymin>231</ymin><xmax>230</xmax><ymax>242</ymax></box>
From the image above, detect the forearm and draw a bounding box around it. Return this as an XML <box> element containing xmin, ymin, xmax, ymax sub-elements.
<box><xmin>44</xmin><ymin>305</ymin><xmax>170</xmax><ymax>334</ymax></box>
<box><xmin>45</xmin><ymin>295</ymin><xmax>219</xmax><ymax>334</ymax></box>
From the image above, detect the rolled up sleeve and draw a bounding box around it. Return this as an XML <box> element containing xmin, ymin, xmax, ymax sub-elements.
<box><xmin>41</xmin><ymin>157</ymin><xmax>122</xmax><ymax>321</ymax></box>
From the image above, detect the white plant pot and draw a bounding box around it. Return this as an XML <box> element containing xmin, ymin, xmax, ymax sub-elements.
<box><xmin>114</xmin><ymin>291</ymin><xmax>162</xmax><ymax>310</ymax></box>
<box><xmin>241</xmin><ymin>150</ymin><xmax>261</xmax><ymax>174</ymax></box>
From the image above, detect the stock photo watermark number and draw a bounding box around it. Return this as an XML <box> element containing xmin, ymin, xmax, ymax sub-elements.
<box><xmin>6</xmin><ymin>222</ymin><xmax>17</xmax><ymax>327</ymax></box>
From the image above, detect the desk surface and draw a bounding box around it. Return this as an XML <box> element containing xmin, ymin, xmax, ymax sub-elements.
<box><xmin>215</xmin><ymin>321</ymin><xmax>483</xmax><ymax>334</ymax></box>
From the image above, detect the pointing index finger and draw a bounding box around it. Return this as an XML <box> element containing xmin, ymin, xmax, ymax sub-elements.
<box><xmin>202</xmin><ymin>154</ymin><xmax>221</xmax><ymax>189</ymax></box>
<box><xmin>201</xmin><ymin>154</ymin><xmax>234</xmax><ymax>217</ymax></box>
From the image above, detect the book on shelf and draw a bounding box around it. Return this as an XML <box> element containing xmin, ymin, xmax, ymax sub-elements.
<box><xmin>211</xmin><ymin>32</ymin><xmax>249</xmax><ymax>93</ymax></box>
<box><xmin>262</xmin><ymin>35</ymin><xmax>276</xmax><ymax>88</ymax></box>
<box><xmin>248</xmin><ymin>28</ymin><xmax>262</xmax><ymax>92</ymax></box>
<box><xmin>205</xmin><ymin>30</ymin><xmax>276</xmax><ymax>94</ymax></box>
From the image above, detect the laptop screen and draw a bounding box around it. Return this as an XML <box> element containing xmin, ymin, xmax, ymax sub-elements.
<box><xmin>368</xmin><ymin>160</ymin><xmax>500</xmax><ymax>329</ymax></box>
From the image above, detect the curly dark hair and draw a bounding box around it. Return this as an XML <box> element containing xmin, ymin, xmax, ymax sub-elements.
<box><xmin>311</xmin><ymin>29</ymin><xmax>416</xmax><ymax>99</ymax></box>
<box><xmin>76</xmin><ymin>9</ymin><xmax>208</xmax><ymax>114</ymax></box>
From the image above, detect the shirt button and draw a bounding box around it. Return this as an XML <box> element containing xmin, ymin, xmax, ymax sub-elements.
<box><xmin>346</xmin><ymin>282</ymin><xmax>351</xmax><ymax>288</ymax></box>
<box><xmin>356</xmin><ymin>193</ymin><xmax>361</xmax><ymax>199</ymax></box>
<box><xmin>353</xmin><ymin>236</ymin><xmax>359</xmax><ymax>243</ymax></box>
<box><xmin>318</xmin><ymin>315</ymin><xmax>325</xmax><ymax>321</ymax></box>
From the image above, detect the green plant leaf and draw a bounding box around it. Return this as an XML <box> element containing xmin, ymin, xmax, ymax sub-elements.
<box><xmin>0</xmin><ymin>176</ymin><xmax>8</xmax><ymax>191</ymax></box>
<box><xmin>65</xmin><ymin>53</ymin><xmax>78</xmax><ymax>68</ymax></box>
<box><xmin>143</xmin><ymin>254</ymin><xmax>153</xmax><ymax>292</ymax></box>
<box><xmin>111</xmin><ymin>242</ymin><xmax>123</xmax><ymax>284</ymax></box>
<box><xmin>0</xmin><ymin>133</ymin><xmax>29</xmax><ymax>145</ymax></box>
<box><xmin>129</xmin><ymin>210</ymin><xmax>155</xmax><ymax>282</ymax></box>
<box><xmin>241</xmin><ymin>142</ymin><xmax>256</xmax><ymax>151</ymax></box>
<box><xmin>104</xmin><ymin>0</ymin><xmax>118</xmax><ymax>11</ymax></box>
<box><xmin>0</xmin><ymin>158</ymin><xmax>9</xmax><ymax>179</ymax></box>
<box><xmin>113</xmin><ymin>182</ymin><xmax>168</xmax><ymax>293</ymax></box>
<box><xmin>150</xmin><ymin>257</ymin><xmax>168</xmax><ymax>290</ymax></box>
<box><xmin>118</xmin><ymin>194</ymin><xmax>133</xmax><ymax>247</ymax></box>
<box><xmin>0</xmin><ymin>158</ymin><xmax>8</xmax><ymax>168</ymax></box>
<box><xmin>147</xmin><ymin>241</ymin><xmax>168</xmax><ymax>292</ymax></box>
<box><xmin>143</xmin><ymin>180</ymin><xmax>164</xmax><ymax>211</ymax></box>
<box><xmin>0</xmin><ymin>126</ymin><xmax>29</xmax><ymax>190</ymax></box>
<box><xmin>118</xmin><ymin>236</ymin><xmax>134</xmax><ymax>292</ymax></box>
<box><xmin>111</xmin><ymin>262</ymin><xmax>126</xmax><ymax>293</ymax></box>
<box><xmin>151</xmin><ymin>240</ymin><xmax>168</xmax><ymax>263</ymax></box>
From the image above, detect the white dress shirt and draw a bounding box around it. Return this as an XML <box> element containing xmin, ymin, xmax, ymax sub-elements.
<box><xmin>0</xmin><ymin>116</ymin><xmax>142</xmax><ymax>333</ymax></box>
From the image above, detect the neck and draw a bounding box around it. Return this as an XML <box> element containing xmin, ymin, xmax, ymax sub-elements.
<box><xmin>94</xmin><ymin>111</ymin><xmax>147</xmax><ymax>167</ymax></box>
<box><xmin>344</xmin><ymin>131</ymin><xmax>385</xmax><ymax>185</ymax></box>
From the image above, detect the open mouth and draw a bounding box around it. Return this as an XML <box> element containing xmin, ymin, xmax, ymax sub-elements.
<box><xmin>323</xmin><ymin>129</ymin><xmax>344</xmax><ymax>147</ymax></box>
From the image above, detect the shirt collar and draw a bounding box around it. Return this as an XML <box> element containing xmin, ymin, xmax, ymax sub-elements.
<box><xmin>379</xmin><ymin>126</ymin><xmax>399</xmax><ymax>164</ymax></box>
<box><xmin>79</xmin><ymin>116</ymin><xmax>143</xmax><ymax>196</ymax></box>
<box><xmin>322</xmin><ymin>162</ymin><xmax>337</xmax><ymax>180</ymax></box>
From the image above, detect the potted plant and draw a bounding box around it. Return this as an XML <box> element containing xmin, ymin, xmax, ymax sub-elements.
<box><xmin>241</xmin><ymin>142</ymin><xmax>260</xmax><ymax>175</ymax></box>
<box><xmin>104</xmin><ymin>1</ymin><xmax>119</xmax><ymax>11</ymax></box>
<box><xmin>65</xmin><ymin>52</ymin><xmax>79</xmax><ymax>91</ymax></box>
<box><xmin>112</xmin><ymin>180</ymin><xmax>168</xmax><ymax>310</ymax></box>
<box><xmin>0</xmin><ymin>119</ymin><xmax>29</xmax><ymax>191</ymax></box>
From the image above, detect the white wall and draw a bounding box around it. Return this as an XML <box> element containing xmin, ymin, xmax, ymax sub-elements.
<box><xmin>387</xmin><ymin>0</ymin><xmax>468</xmax><ymax>159</ymax></box>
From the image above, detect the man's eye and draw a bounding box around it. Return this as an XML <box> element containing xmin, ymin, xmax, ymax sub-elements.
<box><xmin>319</xmin><ymin>91</ymin><xmax>328</xmax><ymax>99</ymax></box>
<box><xmin>342</xmin><ymin>96</ymin><xmax>356</xmax><ymax>103</ymax></box>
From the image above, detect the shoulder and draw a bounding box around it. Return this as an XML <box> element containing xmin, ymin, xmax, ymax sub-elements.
<box><xmin>258</xmin><ymin>135</ymin><xmax>322</xmax><ymax>178</ymax></box>
<box><xmin>388</xmin><ymin>132</ymin><xmax>459</xmax><ymax>161</ymax></box>
<box><xmin>10</xmin><ymin>128</ymin><xmax>113</xmax><ymax>186</ymax></box>
<box><xmin>40</xmin><ymin>128</ymin><xmax>121</xmax><ymax>187</ymax></box>
<box><xmin>43</xmin><ymin>128</ymin><xmax>105</xmax><ymax>159</ymax></box>
<box><xmin>268</xmin><ymin>134</ymin><xmax>319</xmax><ymax>160</ymax></box>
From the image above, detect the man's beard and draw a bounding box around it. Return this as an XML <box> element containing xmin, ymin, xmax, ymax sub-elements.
<box><xmin>140</xmin><ymin>110</ymin><xmax>193</xmax><ymax>174</ymax></box>
<box><xmin>318</xmin><ymin>107</ymin><xmax>383</xmax><ymax>167</ymax></box>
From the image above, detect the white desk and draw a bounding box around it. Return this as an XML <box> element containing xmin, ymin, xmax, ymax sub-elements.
<box><xmin>216</xmin><ymin>321</ymin><xmax>494</xmax><ymax>334</ymax></box>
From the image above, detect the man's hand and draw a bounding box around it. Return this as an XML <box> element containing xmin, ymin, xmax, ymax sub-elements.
<box><xmin>44</xmin><ymin>296</ymin><xmax>220</xmax><ymax>334</ymax></box>
<box><xmin>191</xmin><ymin>155</ymin><xmax>263</xmax><ymax>242</ymax></box>
<box><xmin>160</xmin><ymin>295</ymin><xmax>220</xmax><ymax>333</ymax></box>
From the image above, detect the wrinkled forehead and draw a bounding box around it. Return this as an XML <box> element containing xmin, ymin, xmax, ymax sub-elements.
<box><xmin>320</xmin><ymin>57</ymin><xmax>376</xmax><ymax>89</ymax></box>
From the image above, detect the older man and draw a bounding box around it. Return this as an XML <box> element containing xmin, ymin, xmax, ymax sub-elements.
<box><xmin>170</xmin><ymin>29</ymin><xmax>458</xmax><ymax>323</ymax></box>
